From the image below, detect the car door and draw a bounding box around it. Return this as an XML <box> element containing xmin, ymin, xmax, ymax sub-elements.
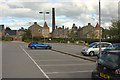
<box><xmin>34</xmin><ymin>42</ymin><xmax>39</xmax><ymax>48</ymax></box>
<box><xmin>37</xmin><ymin>42</ymin><xmax>45</xmax><ymax>48</ymax></box>
<box><xmin>101</xmin><ymin>43</ymin><xmax>110</xmax><ymax>51</ymax></box>
<box><xmin>93</xmin><ymin>44</ymin><xmax>100</xmax><ymax>55</ymax></box>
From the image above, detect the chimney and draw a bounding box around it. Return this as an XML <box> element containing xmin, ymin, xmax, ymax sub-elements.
<box><xmin>52</xmin><ymin>8</ymin><xmax>55</xmax><ymax>33</ymax></box>
<box><xmin>88</xmin><ymin>23</ymin><xmax>91</xmax><ymax>25</ymax></box>
<box><xmin>34</xmin><ymin>22</ymin><xmax>37</xmax><ymax>24</ymax></box>
<box><xmin>56</xmin><ymin>26</ymin><xmax>58</xmax><ymax>29</ymax></box>
<box><xmin>73</xmin><ymin>23</ymin><xmax>75</xmax><ymax>27</ymax></box>
<box><xmin>62</xmin><ymin>25</ymin><xmax>64</xmax><ymax>29</ymax></box>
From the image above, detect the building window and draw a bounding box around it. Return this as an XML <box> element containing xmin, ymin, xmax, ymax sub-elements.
<box><xmin>38</xmin><ymin>29</ymin><xmax>40</xmax><ymax>33</ymax></box>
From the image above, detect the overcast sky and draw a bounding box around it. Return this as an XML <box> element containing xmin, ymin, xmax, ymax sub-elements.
<box><xmin>0</xmin><ymin>0</ymin><xmax>119</xmax><ymax>32</ymax></box>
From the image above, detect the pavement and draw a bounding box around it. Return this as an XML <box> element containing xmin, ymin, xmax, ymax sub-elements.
<box><xmin>2</xmin><ymin>41</ymin><xmax>96</xmax><ymax>79</ymax></box>
<box><xmin>49</xmin><ymin>43</ymin><xmax>97</xmax><ymax>60</ymax></box>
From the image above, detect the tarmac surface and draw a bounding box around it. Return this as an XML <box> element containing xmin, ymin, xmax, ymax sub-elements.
<box><xmin>2</xmin><ymin>41</ymin><xmax>96</xmax><ymax>80</ymax></box>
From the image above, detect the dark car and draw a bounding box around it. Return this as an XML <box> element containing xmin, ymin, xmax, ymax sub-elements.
<box><xmin>92</xmin><ymin>50</ymin><xmax>120</xmax><ymax>80</ymax></box>
<box><xmin>102</xmin><ymin>43</ymin><xmax>120</xmax><ymax>54</ymax></box>
<box><xmin>28</xmin><ymin>41</ymin><xmax>52</xmax><ymax>49</ymax></box>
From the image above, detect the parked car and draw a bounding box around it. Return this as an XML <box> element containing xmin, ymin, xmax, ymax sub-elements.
<box><xmin>81</xmin><ymin>42</ymin><xmax>112</xmax><ymax>56</ymax></box>
<box><xmin>28</xmin><ymin>41</ymin><xmax>52</xmax><ymax>49</ymax></box>
<box><xmin>102</xmin><ymin>43</ymin><xmax>120</xmax><ymax>54</ymax></box>
<box><xmin>92</xmin><ymin>50</ymin><xmax>120</xmax><ymax>80</ymax></box>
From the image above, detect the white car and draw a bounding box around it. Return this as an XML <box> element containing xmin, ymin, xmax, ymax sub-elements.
<box><xmin>81</xmin><ymin>42</ymin><xmax>112</xmax><ymax>56</ymax></box>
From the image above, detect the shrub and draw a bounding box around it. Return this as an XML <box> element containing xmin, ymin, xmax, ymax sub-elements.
<box><xmin>24</xmin><ymin>39</ymin><xmax>31</xmax><ymax>43</ymax></box>
<box><xmin>4</xmin><ymin>37</ymin><xmax>13</xmax><ymax>41</ymax></box>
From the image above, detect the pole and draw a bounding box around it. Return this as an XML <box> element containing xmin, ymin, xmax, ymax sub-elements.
<box><xmin>39</xmin><ymin>11</ymin><xmax>49</xmax><ymax>43</ymax></box>
<box><xmin>99</xmin><ymin>0</ymin><xmax>102</xmax><ymax>57</ymax></box>
<box><xmin>44</xmin><ymin>12</ymin><xmax>45</xmax><ymax>43</ymax></box>
<box><xmin>32</xmin><ymin>25</ymin><xmax>33</xmax><ymax>41</ymax></box>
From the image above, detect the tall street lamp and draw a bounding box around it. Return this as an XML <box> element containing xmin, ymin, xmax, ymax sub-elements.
<box><xmin>39</xmin><ymin>11</ymin><xmax>49</xmax><ymax>43</ymax></box>
<box><xmin>99</xmin><ymin>0</ymin><xmax>102</xmax><ymax>57</ymax></box>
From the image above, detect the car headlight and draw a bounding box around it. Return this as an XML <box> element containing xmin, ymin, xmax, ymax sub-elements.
<box><xmin>85</xmin><ymin>49</ymin><xmax>88</xmax><ymax>51</ymax></box>
<box><xmin>83</xmin><ymin>49</ymin><xmax>88</xmax><ymax>51</ymax></box>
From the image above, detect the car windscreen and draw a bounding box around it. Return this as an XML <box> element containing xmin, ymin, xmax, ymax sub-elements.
<box><xmin>98</xmin><ymin>53</ymin><xmax>120</xmax><ymax>69</ymax></box>
<box><xmin>87</xmin><ymin>43</ymin><xmax>96</xmax><ymax>47</ymax></box>
<box><xmin>106</xmin><ymin>44</ymin><xmax>120</xmax><ymax>50</ymax></box>
<box><xmin>38</xmin><ymin>42</ymin><xmax>43</xmax><ymax>44</ymax></box>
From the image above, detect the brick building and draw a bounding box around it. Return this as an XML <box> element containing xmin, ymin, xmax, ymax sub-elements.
<box><xmin>17</xmin><ymin>27</ymin><xmax>25</xmax><ymax>41</ymax></box>
<box><xmin>52</xmin><ymin>26</ymin><xmax>69</xmax><ymax>38</ymax></box>
<box><xmin>68</xmin><ymin>24</ymin><xmax>78</xmax><ymax>38</ymax></box>
<box><xmin>5</xmin><ymin>30</ymin><xmax>17</xmax><ymax>40</ymax></box>
<box><xmin>77</xmin><ymin>23</ymin><xmax>103</xmax><ymax>39</ymax></box>
<box><xmin>28</xmin><ymin>22</ymin><xmax>50</xmax><ymax>38</ymax></box>
<box><xmin>0</xmin><ymin>25</ymin><xmax>5</xmax><ymax>37</ymax></box>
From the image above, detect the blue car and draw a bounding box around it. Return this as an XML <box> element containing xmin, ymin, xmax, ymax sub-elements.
<box><xmin>28</xmin><ymin>41</ymin><xmax>52</xmax><ymax>49</ymax></box>
<box><xmin>102</xmin><ymin>43</ymin><xmax>120</xmax><ymax>54</ymax></box>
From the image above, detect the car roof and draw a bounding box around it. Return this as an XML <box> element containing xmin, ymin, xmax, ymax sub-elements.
<box><xmin>112</xmin><ymin>43</ymin><xmax>120</xmax><ymax>45</ymax></box>
<box><xmin>94</xmin><ymin>42</ymin><xmax>111</xmax><ymax>44</ymax></box>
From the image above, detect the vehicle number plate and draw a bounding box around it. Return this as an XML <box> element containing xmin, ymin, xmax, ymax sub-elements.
<box><xmin>100</xmin><ymin>72</ymin><xmax>110</xmax><ymax>79</ymax></box>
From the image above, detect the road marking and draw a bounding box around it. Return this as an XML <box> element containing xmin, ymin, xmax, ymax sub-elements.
<box><xmin>19</xmin><ymin>45</ymin><xmax>51</xmax><ymax>80</ymax></box>
<box><xmin>35</xmin><ymin>59</ymin><xmax>81</xmax><ymax>62</ymax></box>
<box><xmin>39</xmin><ymin>63</ymin><xmax>95</xmax><ymax>67</ymax></box>
<box><xmin>46</xmin><ymin>70</ymin><xmax>93</xmax><ymax>74</ymax></box>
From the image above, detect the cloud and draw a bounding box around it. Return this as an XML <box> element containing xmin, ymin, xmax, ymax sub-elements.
<box><xmin>0</xmin><ymin>0</ymin><xmax>119</xmax><ymax>32</ymax></box>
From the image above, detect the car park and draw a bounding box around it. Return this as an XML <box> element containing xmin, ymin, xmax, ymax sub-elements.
<box><xmin>92</xmin><ymin>50</ymin><xmax>120</xmax><ymax>80</ymax></box>
<box><xmin>28</xmin><ymin>41</ymin><xmax>52</xmax><ymax>49</ymax></box>
<box><xmin>81</xmin><ymin>42</ymin><xmax>112</xmax><ymax>56</ymax></box>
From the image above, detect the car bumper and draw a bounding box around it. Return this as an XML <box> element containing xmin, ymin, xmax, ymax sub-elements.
<box><xmin>28</xmin><ymin>45</ymin><xmax>32</xmax><ymax>48</ymax></box>
<box><xmin>92</xmin><ymin>69</ymin><xmax>120</xmax><ymax>80</ymax></box>
<box><xmin>81</xmin><ymin>51</ymin><xmax>88</xmax><ymax>55</ymax></box>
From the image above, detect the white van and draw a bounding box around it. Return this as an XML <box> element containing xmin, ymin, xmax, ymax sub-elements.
<box><xmin>81</xmin><ymin>42</ymin><xmax>112</xmax><ymax>56</ymax></box>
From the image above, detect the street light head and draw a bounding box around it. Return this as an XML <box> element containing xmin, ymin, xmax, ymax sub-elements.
<box><xmin>39</xmin><ymin>12</ymin><xmax>43</xmax><ymax>14</ymax></box>
<box><xmin>46</xmin><ymin>12</ymin><xmax>49</xmax><ymax>14</ymax></box>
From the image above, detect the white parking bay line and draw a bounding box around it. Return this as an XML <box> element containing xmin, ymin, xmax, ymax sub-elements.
<box><xmin>46</xmin><ymin>70</ymin><xmax>93</xmax><ymax>74</ymax></box>
<box><xmin>39</xmin><ymin>63</ymin><xmax>95</xmax><ymax>67</ymax></box>
<box><xmin>19</xmin><ymin>45</ymin><xmax>51</xmax><ymax>80</ymax></box>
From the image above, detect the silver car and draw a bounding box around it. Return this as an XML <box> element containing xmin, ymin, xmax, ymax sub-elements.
<box><xmin>81</xmin><ymin>42</ymin><xmax>112</xmax><ymax>56</ymax></box>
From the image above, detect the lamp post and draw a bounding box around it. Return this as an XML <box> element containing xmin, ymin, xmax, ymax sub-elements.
<box><xmin>99</xmin><ymin>0</ymin><xmax>102</xmax><ymax>57</ymax></box>
<box><xmin>39</xmin><ymin>11</ymin><xmax>49</xmax><ymax>43</ymax></box>
<box><xmin>91</xmin><ymin>0</ymin><xmax>101</xmax><ymax>58</ymax></box>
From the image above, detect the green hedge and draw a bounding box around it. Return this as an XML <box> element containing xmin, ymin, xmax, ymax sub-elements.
<box><xmin>3</xmin><ymin>37</ymin><xmax>13</xmax><ymax>41</ymax></box>
<box><xmin>22</xmin><ymin>37</ymin><xmax>120</xmax><ymax>44</ymax></box>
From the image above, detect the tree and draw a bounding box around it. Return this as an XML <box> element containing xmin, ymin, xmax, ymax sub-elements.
<box><xmin>22</xmin><ymin>29</ymin><xmax>32</xmax><ymax>40</ymax></box>
<box><xmin>108</xmin><ymin>20</ymin><xmax>120</xmax><ymax>39</ymax></box>
<box><xmin>5</xmin><ymin>27</ymin><xmax>11</xmax><ymax>31</ymax></box>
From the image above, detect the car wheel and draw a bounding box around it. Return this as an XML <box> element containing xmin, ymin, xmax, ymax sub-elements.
<box><xmin>31</xmin><ymin>46</ymin><xmax>36</xmax><ymax>49</ymax></box>
<box><xmin>46</xmin><ymin>46</ymin><xmax>51</xmax><ymax>49</ymax></box>
<box><xmin>89</xmin><ymin>51</ymin><xmax>94</xmax><ymax>56</ymax></box>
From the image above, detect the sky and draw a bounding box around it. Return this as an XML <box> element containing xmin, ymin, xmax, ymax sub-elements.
<box><xmin>0</xmin><ymin>0</ymin><xmax>119</xmax><ymax>32</ymax></box>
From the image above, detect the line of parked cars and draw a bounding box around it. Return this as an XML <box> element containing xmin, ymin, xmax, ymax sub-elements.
<box><xmin>81</xmin><ymin>42</ymin><xmax>120</xmax><ymax>80</ymax></box>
